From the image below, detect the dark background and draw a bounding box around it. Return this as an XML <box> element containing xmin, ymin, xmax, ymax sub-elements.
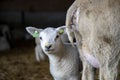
<box><xmin>0</xmin><ymin>0</ymin><xmax>74</xmax><ymax>51</ymax></box>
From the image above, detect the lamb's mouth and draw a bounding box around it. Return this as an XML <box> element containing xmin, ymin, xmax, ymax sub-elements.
<box><xmin>45</xmin><ymin>49</ymin><xmax>54</xmax><ymax>52</ymax></box>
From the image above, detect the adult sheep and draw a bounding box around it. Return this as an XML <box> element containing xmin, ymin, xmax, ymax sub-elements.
<box><xmin>26</xmin><ymin>26</ymin><xmax>82</xmax><ymax>80</ymax></box>
<box><xmin>66</xmin><ymin>0</ymin><xmax>120</xmax><ymax>80</ymax></box>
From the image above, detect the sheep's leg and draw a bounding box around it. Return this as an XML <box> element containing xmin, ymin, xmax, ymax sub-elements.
<box><xmin>99</xmin><ymin>67</ymin><xmax>118</xmax><ymax>80</ymax></box>
<box><xmin>99</xmin><ymin>68</ymin><xmax>104</xmax><ymax>80</ymax></box>
<box><xmin>99</xmin><ymin>63</ymin><xmax>118</xmax><ymax>80</ymax></box>
<box><xmin>82</xmin><ymin>61</ymin><xmax>95</xmax><ymax>80</ymax></box>
<box><xmin>35</xmin><ymin>46</ymin><xmax>40</xmax><ymax>61</ymax></box>
<box><xmin>99</xmin><ymin>50</ymin><xmax>120</xmax><ymax>80</ymax></box>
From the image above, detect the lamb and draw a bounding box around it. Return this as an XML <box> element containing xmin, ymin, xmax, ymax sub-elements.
<box><xmin>26</xmin><ymin>26</ymin><xmax>82</xmax><ymax>80</ymax></box>
<box><xmin>65</xmin><ymin>0</ymin><xmax>120</xmax><ymax>80</ymax></box>
<box><xmin>34</xmin><ymin>32</ymin><xmax>70</xmax><ymax>62</ymax></box>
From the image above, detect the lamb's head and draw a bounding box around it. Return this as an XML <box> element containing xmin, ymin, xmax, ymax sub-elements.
<box><xmin>26</xmin><ymin>26</ymin><xmax>66</xmax><ymax>54</ymax></box>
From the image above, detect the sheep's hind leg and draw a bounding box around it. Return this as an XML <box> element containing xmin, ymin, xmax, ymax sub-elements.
<box><xmin>81</xmin><ymin>61</ymin><xmax>95</xmax><ymax>80</ymax></box>
<box><xmin>35</xmin><ymin>46</ymin><xmax>40</xmax><ymax>61</ymax></box>
<box><xmin>99</xmin><ymin>63</ymin><xmax>119</xmax><ymax>80</ymax></box>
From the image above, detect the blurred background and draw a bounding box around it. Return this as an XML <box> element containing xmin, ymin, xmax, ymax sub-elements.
<box><xmin>0</xmin><ymin>0</ymin><xmax>74</xmax><ymax>80</ymax></box>
<box><xmin>0</xmin><ymin>0</ymin><xmax>74</xmax><ymax>50</ymax></box>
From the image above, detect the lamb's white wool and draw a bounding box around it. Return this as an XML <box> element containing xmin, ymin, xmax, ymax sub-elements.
<box><xmin>26</xmin><ymin>26</ymin><xmax>82</xmax><ymax>80</ymax></box>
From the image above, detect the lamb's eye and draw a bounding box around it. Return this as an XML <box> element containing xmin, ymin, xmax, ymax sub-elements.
<box><xmin>40</xmin><ymin>37</ymin><xmax>42</xmax><ymax>40</ymax></box>
<box><xmin>55</xmin><ymin>35</ymin><xmax>59</xmax><ymax>40</ymax></box>
<box><xmin>56</xmin><ymin>35</ymin><xmax>59</xmax><ymax>39</ymax></box>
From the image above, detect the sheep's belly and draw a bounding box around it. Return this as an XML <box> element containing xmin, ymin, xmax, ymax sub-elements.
<box><xmin>83</xmin><ymin>52</ymin><xmax>99</xmax><ymax>68</ymax></box>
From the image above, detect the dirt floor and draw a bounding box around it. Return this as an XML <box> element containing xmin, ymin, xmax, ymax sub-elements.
<box><xmin>0</xmin><ymin>39</ymin><xmax>119</xmax><ymax>80</ymax></box>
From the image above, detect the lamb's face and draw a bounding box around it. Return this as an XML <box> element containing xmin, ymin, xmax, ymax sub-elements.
<box><xmin>26</xmin><ymin>26</ymin><xmax>65</xmax><ymax>54</ymax></box>
<box><xmin>39</xmin><ymin>28</ymin><xmax>62</xmax><ymax>54</ymax></box>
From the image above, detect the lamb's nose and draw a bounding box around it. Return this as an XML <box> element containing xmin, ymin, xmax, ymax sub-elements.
<box><xmin>45</xmin><ymin>45</ymin><xmax>52</xmax><ymax>49</ymax></box>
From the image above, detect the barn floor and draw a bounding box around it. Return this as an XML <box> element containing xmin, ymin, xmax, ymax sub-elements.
<box><xmin>0</xmin><ymin>39</ymin><xmax>119</xmax><ymax>80</ymax></box>
<box><xmin>0</xmin><ymin>39</ymin><xmax>53</xmax><ymax>80</ymax></box>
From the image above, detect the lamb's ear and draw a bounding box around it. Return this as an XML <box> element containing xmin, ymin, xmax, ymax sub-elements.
<box><xmin>56</xmin><ymin>26</ymin><xmax>66</xmax><ymax>35</ymax></box>
<box><xmin>26</xmin><ymin>26</ymin><xmax>42</xmax><ymax>38</ymax></box>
